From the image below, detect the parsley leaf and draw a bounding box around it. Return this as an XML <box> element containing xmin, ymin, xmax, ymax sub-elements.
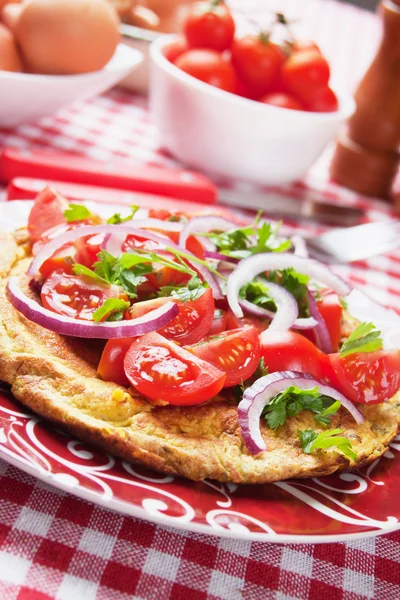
<box><xmin>339</xmin><ymin>296</ymin><xmax>348</xmax><ymax>310</ymax></box>
<box><xmin>158</xmin><ymin>276</ymin><xmax>206</xmax><ymax>303</ymax></box>
<box><xmin>340</xmin><ymin>321</ymin><xmax>383</xmax><ymax>357</ymax></box>
<box><xmin>72</xmin><ymin>263</ymin><xmax>109</xmax><ymax>285</ymax></box>
<box><xmin>262</xmin><ymin>386</ymin><xmax>340</xmax><ymax>430</ymax></box>
<box><xmin>92</xmin><ymin>298</ymin><xmax>130</xmax><ymax>322</ymax></box>
<box><xmin>64</xmin><ymin>204</ymin><xmax>92</xmax><ymax>222</ymax></box>
<box><xmin>266</xmin><ymin>268</ymin><xmax>310</xmax><ymax>317</ymax></box>
<box><xmin>107</xmin><ymin>205</ymin><xmax>139</xmax><ymax>224</ymax></box>
<box><xmin>298</xmin><ymin>428</ymin><xmax>357</xmax><ymax>461</ymax></box>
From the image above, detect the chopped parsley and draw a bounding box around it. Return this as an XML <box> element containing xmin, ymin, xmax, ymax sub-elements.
<box><xmin>199</xmin><ymin>216</ymin><xmax>291</xmax><ymax>259</ymax></box>
<box><xmin>340</xmin><ymin>321</ymin><xmax>383</xmax><ymax>358</ymax></box>
<box><xmin>64</xmin><ymin>203</ymin><xmax>92</xmax><ymax>222</ymax></box>
<box><xmin>262</xmin><ymin>386</ymin><xmax>340</xmax><ymax>430</ymax></box>
<box><xmin>72</xmin><ymin>263</ymin><xmax>109</xmax><ymax>285</ymax></box>
<box><xmin>158</xmin><ymin>276</ymin><xmax>206</xmax><ymax>303</ymax></box>
<box><xmin>107</xmin><ymin>205</ymin><xmax>139</xmax><ymax>224</ymax></box>
<box><xmin>92</xmin><ymin>298</ymin><xmax>130</xmax><ymax>322</ymax></box>
<box><xmin>298</xmin><ymin>428</ymin><xmax>357</xmax><ymax>461</ymax></box>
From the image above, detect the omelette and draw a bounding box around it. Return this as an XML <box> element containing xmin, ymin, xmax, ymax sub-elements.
<box><xmin>0</xmin><ymin>200</ymin><xmax>400</xmax><ymax>485</ymax></box>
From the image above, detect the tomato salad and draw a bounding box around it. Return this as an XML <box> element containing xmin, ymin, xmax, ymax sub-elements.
<box><xmin>8</xmin><ymin>188</ymin><xmax>400</xmax><ymax>460</ymax></box>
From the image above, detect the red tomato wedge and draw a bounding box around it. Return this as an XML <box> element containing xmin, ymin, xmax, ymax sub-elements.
<box><xmin>28</xmin><ymin>187</ymin><xmax>69</xmax><ymax>241</ymax></box>
<box><xmin>124</xmin><ymin>332</ymin><xmax>226</xmax><ymax>405</ymax></box>
<box><xmin>41</xmin><ymin>270</ymin><xmax>123</xmax><ymax>321</ymax></box>
<box><xmin>316</xmin><ymin>292</ymin><xmax>343</xmax><ymax>351</ymax></box>
<box><xmin>187</xmin><ymin>326</ymin><xmax>260</xmax><ymax>387</ymax></box>
<box><xmin>97</xmin><ymin>338</ymin><xmax>133</xmax><ymax>387</ymax></box>
<box><xmin>129</xmin><ymin>288</ymin><xmax>214</xmax><ymax>345</ymax></box>
<box><xmin>260</xmin><ymin>331</ymin><xmax>334</xmax><ymax>383</ymax></box>
<box><xmin>329</xmin><ymin>350</ymin><xmax>400</xmax><ymax>404</ymax></box>
<box><xmin>33</xmin><ymin>222</ymin><xmax>88</xmax><ymax>277</ymax></box>
<box><xmin>226</xmin><ymin>309</ymin><xmax>268</xmax><ymax>333</ymax></box>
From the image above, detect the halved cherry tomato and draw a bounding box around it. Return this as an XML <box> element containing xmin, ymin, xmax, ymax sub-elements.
<box><xmin>209</xmin><ymin>309</ymin><xmax>228</xmax><ymax>335</ymax></box>
<box><xmin>175</xmin><ymin>49</ymin><xmax>235</xmax><ymax>92</ymax></box>
<box><xmin>231</xmin><ymin>35</ymin><xmax>285</xmax><ymax>95</ymax></box>
<box><xmin>260</xmin><ymin>331</ymin><xmax>334</xmax><ymax>382</ymax></box>
<box><xmin>163</xmin><ymin>37</ymin><xmax>189</xmax><ymax>64</ymax></box>
<box><xmin>41</xmin><ymin>270</ymin><xmax>123</xmax><ymax>321</ymax></box>
<box><xmin>184</xmin><ymin>1</ymin><xmax>235</xmax><ymax>52</ymax></box>
<box><xmin>27</xmin><ymin>187</ymin><xmax>69</xmax><ymax>242</ymax></box>
<box><xmin>124</xmin><ymin>332</ymin><xmax>225</xmax><ymax>405</ymax></box>
<box><xmin>187</xmin><ymin>325</ymin><xmax>260</xmax><ymax>387</ymax></box>
<box><xmin>305</xmin><ymin>86</ymin><xmax>338</xmax><ymax>112</ymax></box>
<box><xmin>281</xmin><ymin>50</ymin><xmax>330</xmax><ymax>103</ymax></box>
<box><xmin>97</xmin><ymin>338</ymin><xmax>133</xmax><ymax>387</ymax></box>
<box><xmin>329</xmin><ymin>350</ymin><xmax>400</xmax><ymax>404</ymax></box>
<box><xmin>316</xmin><ymin>292</ymin><xmax>343</xmax><ymax>351</ymax></box>
<box><xmin>261</xmin><ymin>92</ymin><xmax>305</xmax><ymax>111</ymax></box>
<box><xmin>130</xmin><ymin>288</ymin><xmax>214</xmax><ymax>345</ymax></box>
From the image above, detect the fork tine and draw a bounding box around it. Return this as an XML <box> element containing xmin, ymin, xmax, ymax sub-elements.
<box><xmin>306</xmin><ymin>220</ymin><xmax>400</xmax><ymax>263</ymax></box>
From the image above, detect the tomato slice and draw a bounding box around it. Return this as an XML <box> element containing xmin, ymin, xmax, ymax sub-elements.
<box><xmin>329</xmin><ymin>350</ymin><xmax>400</xmax><ymax>404</ymax></box>
<box><xmin>97</xmin><ymin>338</ymin><xmax>133</xmax><ymax>387</ymax></box>
<box><xmin>316</xmin><ymin>292</ymin><xmax>343</xmax><ymax>352</ymax></box>
<box><xmin>130</xmin><ymin>288</ymin><xmax>214</xmax><ymax>345</ymax></box>
<box><xmin>209</xmin><ymin>309</ymin><xmax>228</xmax><ymax>335</ymax></box>
<box><xmin>188</xmin><ymin>326</ymin><xmax>260</xmax><ymax>387</ymax></box>
<box><xmin>41</xmin><ymin>270</ymin><xmax>123</xmax><ymax>321</ymax></box>
<box><xmin>28</xmin><ymin>187</ymin><xmax>69</xmax><ymax>241</ymax></box>
<box><xmin>260</xmin><ymin>331</ymin><xmax>334</xmax><ymax>382</ymax></box>
<box><xmin>124</xmin><ymin>332</ymin><xmax>226</xmax><ymax>405</ymax></box>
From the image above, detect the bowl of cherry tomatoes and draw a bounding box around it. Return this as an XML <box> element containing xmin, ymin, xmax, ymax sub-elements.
<box><xmin>149</xmin><ymin>2</ymin><xmax>355</xmax><ymax>184</ymax></box>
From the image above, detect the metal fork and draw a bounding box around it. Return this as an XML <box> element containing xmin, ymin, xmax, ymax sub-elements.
<box><xmin>301</xmin><ymin>220</ymin><xmax>400</xmax><ymax>263</ymax></box>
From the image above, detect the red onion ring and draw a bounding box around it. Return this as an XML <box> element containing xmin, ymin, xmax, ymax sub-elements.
<box><xmin>6</xmin><ymin>276</ymin><xmax>179</xmax><ymax>339</ymax></box>
<box><xmin>227</xmin><ymin>254</ymin><xmax>351</xmax><ymax>319</ymax></box>
<box><xmin>204</xmin><ymin>250</ymin><xmax>239</xmax><ymax>264</ymax></box>
<box><xmin>238</xmin><ymin>371</ymin><xmax>364</xmax><ymax>455</ymax></box>
<box><xmin>179</xmin><ymin>215</ymin><xmax>239</xmax><ymax>249</ymax></box>
<box><xmin>307</xmin><ymin>291</ymin><xmax>333</xmax><ymax>353</ymax></box>
<box><xmin>239</xmin><ymin>281</ymin><xmax>299</xmax><ymax>332</ymax></box>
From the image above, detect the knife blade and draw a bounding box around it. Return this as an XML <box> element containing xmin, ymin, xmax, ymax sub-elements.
<box><xmin>1</xmin><ymin>148</ymin><xmax>364</xmax><ymax>226</ymax></box>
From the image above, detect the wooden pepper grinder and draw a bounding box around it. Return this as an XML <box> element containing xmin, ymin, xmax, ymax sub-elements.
<box><xmin>330</xmin><ymin>0</ymin><xmax>400</xmax><ymax>199</ymax></box>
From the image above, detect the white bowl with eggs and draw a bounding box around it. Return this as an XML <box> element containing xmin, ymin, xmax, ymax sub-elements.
<box><xmin>150</xmin><ymin>35</ymin><xmax>356</xmax><ymax>185</ymax></box>
<box><xmin>0</xmin><ymin>43</ymin><xmax>143</xmax><ymax>128</ymax></box>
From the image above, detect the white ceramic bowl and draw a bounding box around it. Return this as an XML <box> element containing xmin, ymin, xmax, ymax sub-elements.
<box><xmin>150</xmin><ymin>35</ymin><xmax>356</xmax><ymax>185</ymax></box>
<box><xmin>119</xmin><ymin>24</ymin><xmax>160</xmax><ymax>94</ymax></box>
<box><xmin>0</xmin><ymin>43</ymin><xmax>143</xmax><ymax>128</ymax></box>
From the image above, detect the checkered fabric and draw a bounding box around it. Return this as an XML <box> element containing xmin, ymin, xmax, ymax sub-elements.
<box><xmin>1</xmin><ymin>0</ymin><xmax>400</xmax><ymax>598</ymax></box>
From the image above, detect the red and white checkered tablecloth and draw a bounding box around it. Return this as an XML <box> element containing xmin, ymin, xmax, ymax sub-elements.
<box><xmin>1</xmin><ymin>1</ymin><xmax>400</xmax><ymax>599</ymax></box>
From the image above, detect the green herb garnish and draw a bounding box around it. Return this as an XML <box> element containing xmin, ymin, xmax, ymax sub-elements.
<box><xmin>298</xmin><ymin>428</ymin><xmax>357</xmax><ymax>461</ymax></box>
<box><xmin>340</xmin><ymin>321</ymin><xmax>383</xmax><ymax>357</ymax></box>
<box><xmin>107</xmin><ymin>205</ymin><xmax>140</xmax><ymax>224</ymax></box>
<box><xmin>158</xmin><ymin>276</ymin><xmax>206</xmax><ymax>303</ymax></box>
<box><xmin>64</xmin><ymin>204</ymin><xmax>92</xmax><ymax>222</ymax></box>
<box><xmin>92</xmin><ymin>298</ymin><xmax>130</xmax><ymax>322</ymax></box>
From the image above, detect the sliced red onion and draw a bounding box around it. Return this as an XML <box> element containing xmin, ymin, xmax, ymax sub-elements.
<box><xmin>6</xmin><ymin>276</ymin><xmax>179</xmax><ymax>339</ymax></box>
<box><xmin>227</xmin><ymin>253</ymin><xmax>351</xmax><ymax>319</ymax></box>
<box><xmin>307</xmin><ymin>291</ymin><xmax>333</xmax><ymax>353</ymax></box>
<box><xmin>179</xmin><ymin>216</ymin><xmax>239</xmax><ymax>249</ymax></box>
<box><xmin>204</xmin><ymin>250</ymin><xmax>239</xmax><ymax>264</ymax></box>
<box><xmin>291</xmin><ymin>235</ymin><xmax>309</xmax><ymax>258</ymax></box>
<box><xmin>239</xmin><ymin>281</ymin><xmax>299</xmax><ymax>332</ymax></box>
<box><xmin>238</xmin><ymin>371</ymin><xmax>364</xmax><ymax>455</ymax></box>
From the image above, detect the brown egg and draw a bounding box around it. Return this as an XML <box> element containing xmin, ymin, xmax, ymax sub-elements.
<box><xmin>14</xmin><ymin>0</ymin><xmax>120</xmax><ymax>75</ymax></box>
<box><xmin>0</xmin><ymin>22</ymin><xmax>22</xmax><ymax>71</ymax></box>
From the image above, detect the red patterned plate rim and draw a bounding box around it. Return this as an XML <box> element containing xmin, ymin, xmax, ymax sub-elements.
<box><xmin>1</xmin><ymin>201</ymin><xmax>400</xmax><ymax>544</ymax></box>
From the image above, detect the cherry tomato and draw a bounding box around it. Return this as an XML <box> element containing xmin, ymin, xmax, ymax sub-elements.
<box><xmin>291</xmin><ymin>40</ymin><xmax>321</xmax><ymax>54</ymax></box>
<box><xmin>184</xmin><ymin>1</ymin><xmax>235</xmax><ymax>52</ymax></box>
<box><xmin>260</xmin><ymin>331</ymin><xmax>334</xmax><ymax>382</ymax></box>
<box><xmin>41</xmin><ymin>271</ymin><xmax>123</xmax><ymax>321</ymax></box>
<box><xmin>260</xmin><ymin>92</ymin><xmax>305</xmax><ymax>111</ymax></box>
<box><xmin>231</xmin><ymin>35</ymin><xmax>285</xmax><ymax>95</ymax></box>
<box><xmin>28</xmin><ymin>187</ymin><xmax>69</xmax><ymax>242</ymax></box>
<box><xmin>329</xmin><ymin>350</ymin><xmax>400</xmax><ymax>405</ymax></box>
<box><xmin>130</xmin><ymin>288</ymin><xmax>214</xmax><ymax>345</ymax></box>
<box><xmin>175</xmin><ymin>49</ymin><xmax>235</xmax><ymax>92</ymax></box>
<box><xmin>281</xmin><ymin>50</ymin><xmax>330</xmax><ymax>103</ymax></box>
<box><xmin>316</xmin><ymin>292</ymin><xmax>343</xmax><ymax>351</ymax></box>
<box><xmin>163</xmin><ymin>36</ymin><xmax>189</xmax><ymax>63</ymax></box>
<box><xmin>305</xmin><ymin>86</ymin><xmax>338</xmax><ymax>112</ymax></box>
<box><xmin>187</xmin><ymin>325</ymin><xmax>260</xmax><ymax>387</ymax></box>
<box><xmin>209</xmin><ymin>308</ymin><xmax>228</xmax><ymax>335</ymax></box>
<box><xmin>124</xmin><ymin>332</ymin><xmax>226</xmax><ymax>405</ymax></box>
<box><xmin>97</xmin><ymin>338</ymin><xmax>133</xmax><ymax>387</ymax></box>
